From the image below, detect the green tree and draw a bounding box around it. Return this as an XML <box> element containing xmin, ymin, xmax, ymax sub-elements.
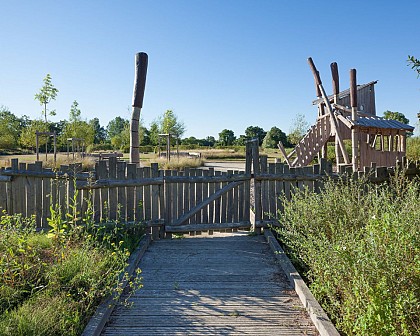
<box><xmin>19</xmin><ymin>119</ymin><xmax>49</xmax><ymax>149</ymax></box>
<box><xmin>287</xmin><ymin>113</ymin><xmax>309</xmax><ymax>146</ymax></box>
<box><xmin>61</xmin><ymin>101</ymin><xmax>95</xmax><ymax>147</ymax></box>
<box><xmin>89</xmin><ymin>118</ymin><xmax>107</xmax><ymax>144</ymax></box>
<box><xmin>34</xmin><ymin>73</ymin><xmax>58</xmax><ymax>123</ymax></box>
<box><xmin>408</xmin><ymin>55</ymin><xmax>420</xmax><ymax>77</ymax></box>
<box><xmin>245</xmin><ymin>126</ymin><xmax>266</xmax><ymax>146</ymax></box>
<box><xmin>383</xmin><ymin>110</ymin><xmax>409</xmax><ymax>124</ymax></box>
<box><xmin>262</xmin><ymin>126</ymin><xmax>290</xmax><ymax>149</ymax></box>
<box><xmin>159</xmin><ymin>110</ymin><xmax>186</xmax><ymax>139</ymax></box>
<box><xmin>107</xmin><ymin>117</ymin><xmax>129</xmax><ymax>141</ymax></box>
<box><xmin>203</xmin><ymin>136</ymin><xmax>216</xmax><ymax>147</ymax></box>
<box><xmin>111</xmin><ymin>123</ymin><xmax>130</xmax><ymax>151</ymax></box>
<box><xmin>235</xmin><ymin>135</ymin><xmax>247</xmax><ymax>146</ymax></box>
<box><xmin>0</xmin><ymin>106</ymin><xmax>21</xmax><ymax>149</ymax></box>
<box><xmin>218</xmin><ymin>129</ymin><xmax>236</xmax><ymax>146</ymax></box>
<box><xmin>149</xmin><ymin>121</ymin><xmax>160</xmax><ymax>146</ymax></box>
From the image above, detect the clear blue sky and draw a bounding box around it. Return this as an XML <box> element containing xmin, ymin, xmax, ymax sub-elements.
<box><xmin>1</xmin><ymin>0</ymin><xmax>419</xmax><ymax>139</ymax></box>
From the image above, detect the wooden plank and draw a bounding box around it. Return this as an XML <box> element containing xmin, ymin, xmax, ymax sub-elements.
<box><xmin>108</xmin><ymin>158</ymin><xmax>118</xmax><ymax>220</ymax></box>
<box><xmin>189</xmin><ymin>169</ymin><xmax>196</xmax><ymax>225</ymax></box>
<box><xmin>202</xmin><ymin>170</ymin><xmax>209</xmax><ymax>224</ymax></box>
<box><xmin>166</xmin><ymin>221</ymin><xmax>251</xmax><ymax>233</ymax></box>
<box><xmin>268</xmin><ymin>163</ymin><xmax>276</xmax><ymax>219</ymax></box>
<box><xmin>207</xmin><ymin>168</ymin><xmax>215</xmax><ymax>234</ymax></box>
<box><xmin>220</xmin><ymin>171</ymin><xmax>228</xmax><ymax>227</ymax></box>
<box><xmin>183</xmin><ymin>168</ymin><xmax>190</xmax><ymax>224</ymax></box>
<box><xmin>177</xmin><ymin>170</ymin><xmax>184</xmax><ymax>224</ymax></box>
<box><xmin>213</xmin><ymin>171</ymin><xmax>221</xmax><ymax>224</ymax></box>
<box><xmin>34</xmin><ymin>161</ymin><xmax>43</xmax><ymax>227</ymax></box>
<box><xmin>195</xmin><ymin>169</ymin><xmax>203</xmax><ymax>224</ymax></box>
<box><xmin>116</xmin><ymin>161</ymin><xmax>126</xmax><ymax>221</ymax></box>
<box><xmin>143</xmin><ymin>167</ymin><xmax>151</xmax><ymax>221</ymax></box>
<box><xmin>26</xmin><ymin>163</ymin><xmax>36</xmax><ymax>220</ymax></box>
<box><xmin>135</xmin><ymin>167</ymin><xmax>144</xmax><ymax>221</ymax></box>
<box><xmin>151</xmin><ymin>163</ymin><xmax>160</xmax><ymax>223</ymax></box>
<box><xmin>164</xmin><ymin>170</ymin><xmax>172</xmax><ymax>227</ymax></box>
<box><xmin>226</xmin><ymin>170</ymin><xmax>234</xmax><ymax>224</ymax></box>
<box><xmin>275</xmin><ymin>163</ymin><xmax>284</xmax><ymax>215</ymax></box>
<box><xmin>100</xmin><ymin>234</ymin><xmax>318</xmax><ymax>336</ymax></box>
<box><xmin>42</xmin><ymin>168</ymin><xmax>52</xmax><ymax>227</ymax></box>
<box><xmin>283</xmin><ymin>165</ymin><xmax>291</xmax><ymax>201</ymax></box>
<box><xmin>126</xmin><ymin>164</ymin><xmax>136</xmax><ymax>222</ymax></box>
<box><xmin>97</xmin><ymin>161</ymin><xmax>109</xmax><ymax>221</ymax></box>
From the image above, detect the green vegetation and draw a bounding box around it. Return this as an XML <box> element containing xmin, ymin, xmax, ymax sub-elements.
<box><xmin>34</xmin><ymin>74</ymin><xmax>58</xmax><ymax>123</ymax></box>
<box><xmin>0</xmin><ymin>189</ymin><xmax>145</xmax><ymax>335</ymax></box>
<box><xmin>408</xmin><ymin>55</ymin><xmax>420</xmax><ymax>77</ymax></box>
<box><xmin>274</xmin><ymin>175</ymin><xmax>419</xmax><ymax>336</ymax></box>
<box><xmin>407</xmin><ymin>136</ymin><xmax>420</xmax><ymax>161</ymax></box>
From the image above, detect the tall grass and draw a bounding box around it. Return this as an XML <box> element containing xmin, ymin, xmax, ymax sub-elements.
<box><xmin>0</xmin><ymin>187</ymin><xmax>145</xmax><ymax>335</ymax></box>
<box><xmin>274</xmin><ymin>174</ymin><xmax>419</xmax><ymax>336</ymax></box>
<box><xmin>153</xmin><ymin>156</ymin><xmax>205</xmax><ymax>170</ymax></box>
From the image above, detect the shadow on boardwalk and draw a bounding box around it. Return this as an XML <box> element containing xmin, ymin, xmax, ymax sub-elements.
<box><xmin>101</xmin><ymin>232</ymin><xmax>318</xmax><ymax>335</ymax></box>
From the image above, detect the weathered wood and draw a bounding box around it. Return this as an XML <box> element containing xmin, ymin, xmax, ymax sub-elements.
<box><xmin>126</xmin><ymin>164</ymin><xmax>136</xmax><ymax>221</ymax></box>
<box><xmin>172</xmin><ymin>181</ymin><xmax>243</xmax><ymax>227</ymax></box>
<box><xmin>117</xmin><ymin>161</ymin><xmax>126</xmax><ymax>221</ymax></box>
<box><xmin>101</xmin><ymin>234</ymin><xmax>318</xmax><ymax>336</ymax></box>
<box><xmin>195</xmin><ymin>169</ymin><xmax>203</xmax><ymax>224</ymax></box>
<box><xmin>143</xmin><ymin>167</ymin><xmax>152</xmax><ymax>221</ymax></box>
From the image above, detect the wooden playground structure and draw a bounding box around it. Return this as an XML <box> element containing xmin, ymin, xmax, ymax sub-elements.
<box><xmin>278</xmin><ymin>58</ymin><xmax>414</xmax><ymax>171</ymax></box>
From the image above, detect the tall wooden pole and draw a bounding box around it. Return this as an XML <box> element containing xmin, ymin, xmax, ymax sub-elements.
<box><xmin>130</xmin><ymin>52</ymin><xmax>148</xmax><ymax>166</ymax></box>
<box><xmin>350</xmin><ymin>69</ymin><xmax>358</xmax><ymax>171</ymax></box>
<box><xmin>330</xmin><ymin>62</ymin><xmax>341</xmax><ymax>166</ymax></box>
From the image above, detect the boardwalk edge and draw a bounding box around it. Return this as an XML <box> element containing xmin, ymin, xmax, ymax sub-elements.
<box><xmin>81</xmin><ymin>234</ymin><xmax>152</xmax><ymax>336</ymax></box>
<box><xmin>264</xmin><ymin>229</ymin><xmax>340</xmax><ymax>336</ymax></box>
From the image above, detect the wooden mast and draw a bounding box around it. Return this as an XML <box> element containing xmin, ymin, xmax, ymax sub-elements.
<box><xmin>130</xmin><ymin>52</ymin><xmax>148</xmax><ymax>166</ymax></box>
<box><xmin>350</xmin><ymin>69</ymin><xmax>358</xmax><ymax>171</ymax></box>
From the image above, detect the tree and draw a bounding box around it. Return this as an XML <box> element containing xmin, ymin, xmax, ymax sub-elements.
<box><xmin>19</xmin><ymin>119</ymin><xmax>49</xmax><ymax>149</ymax></box>
<box><xmin>107</xmin><ymin>117</ymin><xmax>129</xmax><ymax>141</ymax></box>
<box><xmin>159</xmin><ymin>110</ymin><xmax>186</xmax><ymax>139</ymax></box>
<box><xmin>218</xmin><ymin>129</ymin><xmax>236</xmax><ymax>146</ymax></box>
<box><xmin>287</xmin><ymin>113</ymin><xmax>309</xmax><ymax>146</ymax></box>
<box><xmin>383</xmin><ymin>110</ymin><xmax>409</xmax><ymax>124</ymax></box>
<box><xmin>61</xmin><ymin>101</ymin><xmax>95</xmax><ymax>147</ymax></box>
<box><xmin>149</xmin><ymin>121</ymin><xmax>160</xmax><ymax>146</ymax></box>
<box><xmin>111</xmin><ymin>123</ymin><xmax>130</xmax><ymax>151</ymax></box>
<box><xmin>89</xmin><ymin>118</ymin><xmax>107</xmax><ymax>144</ymax></box>
<box><xmin>34</xmin><ymin>74</ymin><xmax>58</xmax><ymax>123</ymax></box>
<box><xmin>408</xmin><ymin>55</ymin><xmax>420</xmax><ymax>77</ymax></box>
<box><xmin>262</xmin><ymin>126</ymin><xmax>290</xmax><ymax>149</ymax></box>
<box><xmin>0</xmin><ymin>106</ymin><xmax>21</xmax><ymax>149</ymax></box>
<box><xmin>235</xmin><ymin>135</ymin><xmax>247</xmax><ymax>146</ymax></box>
<box><xmin>203</xmin><ymin>136</ymin><xmax>216</xmax><ymax>147</ymax></box>
<box><xmin>245</xmin><ymin>126</ymin><xmax>266</xmax><ymax>146</ymax></box>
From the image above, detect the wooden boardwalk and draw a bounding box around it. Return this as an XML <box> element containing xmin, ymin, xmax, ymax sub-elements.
<box><xmin>101</xmin><ymin>233</ymin><xmax>318</xmax><ymax>335</ymax></box>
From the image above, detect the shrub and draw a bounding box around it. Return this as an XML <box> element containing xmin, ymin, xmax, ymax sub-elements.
<box><xmin>274</xmin><ymin>175</ymin><xmax>420</xmax><ymax>335</ymax></box>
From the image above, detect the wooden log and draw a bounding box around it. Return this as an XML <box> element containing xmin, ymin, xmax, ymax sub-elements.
<box><xmin>226</xmin><ymin>170</ymin><xmax>234</xmax><ymax>224</ymax></box>
<box><xmin>214</xmin><ymin>170</ymin><xmax>221</xmax><ymax>224</ymax></box>
<box><xmin>350</xmin><ymin>68</ymin><xmax>358</xmax><ymax>171</ymax></box>
<box><xmin>330</xmin><ymin>62</ymin><xmax>339</xmax><ymax>99</ymax></box>
<box><xmin>220</xmin><ymin>171</ymin><xmax>228</xmax><ymax>227</ymax></box>
<box><xmin>151</xmin><ymin>163</ymin><xmax>160</xmax><ymax>223</ymax></box>
<box><xmin>189</xmin><ymin>169</ymin><xmax>196</xmax><ymax>224</ymax></box>
<box><xmin>42</xmin><ymin>168</ymin><xmax>53</xmax><ymax>227</ymax></box>
<box><xmin>183</xmin><ymin>168</ymin><xmax>190</xmax><ymax>224</ymax></box>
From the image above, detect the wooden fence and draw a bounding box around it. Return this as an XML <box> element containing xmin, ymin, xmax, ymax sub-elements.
<box><xmin>0</xmin><ymin>141</ymin><xmax>418</xmax><ymax>235</ymax></box>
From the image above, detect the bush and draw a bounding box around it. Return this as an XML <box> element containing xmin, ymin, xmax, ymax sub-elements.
<box><xmin>274</xmin><ymin>175</ymin><xmax>420</xmax><ymax>335</ymax></box>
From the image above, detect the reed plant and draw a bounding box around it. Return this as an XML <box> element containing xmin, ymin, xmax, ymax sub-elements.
<box><xmin>274</xmin><ymin>173</ymin><xmax>420</xmax><ymax>336</ymax></box>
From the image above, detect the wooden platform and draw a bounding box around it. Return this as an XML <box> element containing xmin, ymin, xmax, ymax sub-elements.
<box><xmin>101</xmin><ymin>232</ymin><xmax>318</xmax><ymax>335</ymax></box>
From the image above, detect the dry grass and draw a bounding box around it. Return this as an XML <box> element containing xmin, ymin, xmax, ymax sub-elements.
<box><xmin>152</xmin><ymin>156</ymin><xmax>205</xmax><ymax>170</ymax></box>
<box><xmin>0</xmin><ymin>154</ymin><xmax>96</xmax><ymax>171</ymax></box>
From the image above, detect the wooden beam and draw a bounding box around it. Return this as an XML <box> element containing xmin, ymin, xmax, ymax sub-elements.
<box><xmin>165</xmin><ymin>221</ymin><xmax>251</xmax><ymax>233</ymax></box>
<box><xmin>277</xmin><ymin>142</ymin><xmax>291</xmax><ymax>166</ymax></box>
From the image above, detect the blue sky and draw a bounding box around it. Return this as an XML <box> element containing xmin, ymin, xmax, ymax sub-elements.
<box><xmin>1</xmin><ymin>0</ymin><xmax>419</xmax><ymax>139</ymax></box>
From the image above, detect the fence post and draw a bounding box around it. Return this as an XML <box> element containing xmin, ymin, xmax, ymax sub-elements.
<box><xmin>251</xmin><ymin>139</ymin><xmax>262</xmax><ymax>234</ymax></box>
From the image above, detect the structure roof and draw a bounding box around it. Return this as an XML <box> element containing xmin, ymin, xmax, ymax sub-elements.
<box><xmin>347</xmin><ymin>115</ymin><xmax>414</xmax><ymax>131</ymax></box>
<box><xmin>312</xmin><ymin>81</ymin><xmax>378</xmax><ymax>105</ymax></box>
